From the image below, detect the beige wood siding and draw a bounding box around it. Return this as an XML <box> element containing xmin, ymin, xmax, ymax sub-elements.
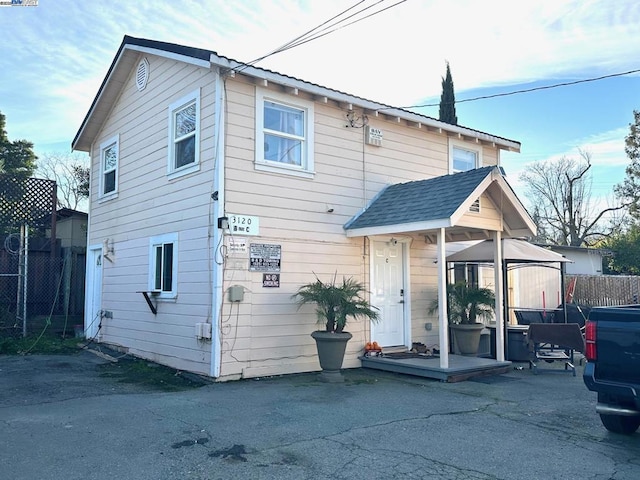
<box><xmin>85</xmin><ymin>54</ymin><xmax>509</xmax><ymax>379</ymax></box>
<box><xmin>87</xmin><ymin>53</ymin><xmax>217</xmax><ymax>375</ymax></box>
<box><xmin>218</xmin><ymin>76</ymin><xmax>505</xmax><ymax>378</ymax></box>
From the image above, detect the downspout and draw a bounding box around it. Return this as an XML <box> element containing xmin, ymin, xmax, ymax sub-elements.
<box><xmin>210</xmin><ymin>68</ymin><xmax>226</xmax><ymax>378</ymax></box>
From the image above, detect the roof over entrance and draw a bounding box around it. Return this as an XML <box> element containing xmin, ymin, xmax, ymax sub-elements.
<box><xmin>446</xmin><ymin>238</ymin><xmax>571</xmax><ymax>264</ymax></box>
<box><xmin>344</xmin><ymin>166</ymin><xmax>535</xmax><ymax>240</ymax></box>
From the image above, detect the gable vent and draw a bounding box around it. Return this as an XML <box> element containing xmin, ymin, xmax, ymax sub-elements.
<box><xmin>135</xmin><ymin>58</ymin><xmax>149</xmax><ymax>91</ymax></box>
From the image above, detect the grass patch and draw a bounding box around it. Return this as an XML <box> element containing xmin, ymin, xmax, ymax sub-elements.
<box><xmin>97</xmin><ymin>356</ymin><xmax>206</xmax><ymax>391</ymax></box>
<box><xmin>0</xmin><ymin>332</ymin><xmax>81</xmax><ymax>355</ymax></box>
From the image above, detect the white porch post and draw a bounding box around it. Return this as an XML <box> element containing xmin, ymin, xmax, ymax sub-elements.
<box><xmin>493</xmin><ymin>231</ymin><xmax>505</xmax><ymax>362</ymax></box>
<box><xmin>437</xmin><ymin>228</ymin><xmax>449</xmax><ymax>368</ymax></box>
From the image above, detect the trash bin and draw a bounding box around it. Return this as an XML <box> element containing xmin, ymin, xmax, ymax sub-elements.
<box><xmin>488</xmin><ymin>325</ymin><xmax>529</xmax><ymax>362</ymax></box>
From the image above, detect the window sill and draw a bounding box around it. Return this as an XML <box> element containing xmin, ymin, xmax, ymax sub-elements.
<box><xmin>255</xmin><ymin>161</ymin><xmax>315</xmax><ymax>179</ymax></box>
<box><xmin>155</xmin><ymin>293</ymin><xmax>177</xmax><ymax>302</ymax></box>
<box><xmin>98</xmin><ymin>192</ymin><xmax>118</xmax><ymax>203</ymax></box>
<box><xmin>167</xmin><ymin>163</ymin><xmax>200</xmax><ymax>180</ymax></box>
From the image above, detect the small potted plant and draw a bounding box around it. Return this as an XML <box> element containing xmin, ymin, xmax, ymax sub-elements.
<box><xmin>429</xmin><ymin>281</ymin><xmax>495</xmax><ymax>355</ymax></box>
<box><xmin>293</xmin><ymin>273</ymin><xmax>378</xmax><ymax>382</ymax></box>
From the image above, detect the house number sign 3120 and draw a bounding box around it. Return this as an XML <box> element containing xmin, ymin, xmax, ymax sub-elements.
<box><xmin>228</xmin><ymin>214</ymin><xmax>259</xmax><ymax>236</ymax></box>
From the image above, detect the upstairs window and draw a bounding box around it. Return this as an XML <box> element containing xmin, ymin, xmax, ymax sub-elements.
<box><xmin>149</xmin><ymin>233</ymin><xmax>178</xmax><ymax>299</ymax></box>
<box><xmin>256</xmin><ymin>89</ymin><xmax>314</xmax><ymax>178</ymax></box>
<box><xmin>100</xmin><ymin>135</ymin><xmax>119</xmax><ymax>198</ymax></box>
<box><xmin>450</xmin><ymin>140</ymin><xmax>483</xmax><ymax>212</ymax></box>
<box><xmin>168</xmin><ymin>90</ymin><xmax>200</xmax><ymax>178</ymax></box>
<box><xmin>451</xmin><ymin>146</ymin><xmax>480</xmax><ymax>173</ymax></box>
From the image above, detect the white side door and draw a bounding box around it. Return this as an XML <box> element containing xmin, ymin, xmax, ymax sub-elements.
<box><xmin>84</xmin><ymin>246</ymin><xmax>103</xmax><ymax>338</ymax></box>
<box><xmin>370</xmin><ymin>241</ymin><xmax>406</xmax><ymax>347</ymax></box>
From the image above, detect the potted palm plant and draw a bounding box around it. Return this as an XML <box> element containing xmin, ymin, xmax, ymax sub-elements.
<box><xmin>293</xmin><ymin>273</ymin><xmax>379</xmax><ymax>382</ymax></box>
<box><xmin>429</xmin><ymin>281</ymin><xmax>495</xmax><ymax>355</ymax></box>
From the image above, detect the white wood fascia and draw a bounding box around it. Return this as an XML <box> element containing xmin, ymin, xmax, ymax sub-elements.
<box><xmin>345</xmin><ymin>219</ymin><xmax>452</xmax><ymax>238</ymax></box>
<box><xmin>126</xmin><ymin>45</ymin><xmax>211</xmax><ymax>68</ymax></box>
<box><xmin>449</xmin><ymin>174</ymin><xmax>493</xmax><ymax>225</ymax></box>
<box><xmin>212</xmin><ymin>55</ymin><xmax>520</xmax><ymax>152</ymax></box>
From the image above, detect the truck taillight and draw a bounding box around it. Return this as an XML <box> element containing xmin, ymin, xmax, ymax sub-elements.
<box><xmin>585</xmin><ymin>320</ymin><xmax>597</xmax><ymax>361</ymax></box>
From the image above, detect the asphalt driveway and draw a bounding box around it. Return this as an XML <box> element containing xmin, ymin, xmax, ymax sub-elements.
<box><xmin>1</xmin><ymin>348</ymin><xmax>639</xmax><ymax>480</ymax></box>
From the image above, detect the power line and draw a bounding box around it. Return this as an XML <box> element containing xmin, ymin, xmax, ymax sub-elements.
<box><xmin>235</xmin><ymin>0</ymin><xmax>407</xmax><ymax>72</ymax></box>
<box><xmin>405</xmin><ymin>69</ymin><xmax>640</xmax><ymax>109</ymax></box>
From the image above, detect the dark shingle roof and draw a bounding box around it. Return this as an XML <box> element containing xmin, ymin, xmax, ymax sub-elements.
<box><xmin>345</xmin><ymin>166</ymin><xmax>496</xmax><ymax>231</ymax></box>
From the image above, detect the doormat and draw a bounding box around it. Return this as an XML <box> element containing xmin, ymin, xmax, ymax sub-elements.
<box><xmin>383</xmin><ymin>352</ymin><xmax>439</xmax><ymax>359</ymax></box>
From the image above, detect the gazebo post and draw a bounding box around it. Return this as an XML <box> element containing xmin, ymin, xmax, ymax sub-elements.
<box><xmin>561</xmin><ymin>262</ymin><xmax>568</xmax><ymax>322</ymax></box>
<box><xmin>493</xmin><ymin>232</ymin><xmax>505</xmax><ymax>362</ymax></box>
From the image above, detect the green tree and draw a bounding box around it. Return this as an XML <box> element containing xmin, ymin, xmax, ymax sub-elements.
<box><xmin>615</xmin><ymin>110</ymin><xmax>640</xmax><ymax>219</ymax></box>
<box><xmin>0</xmin><ymin>111</ymin><xmax>37</xmax><ymax>178</ymax></box>
<box><xmin>602</xmin><ymin>225</ymin><xmax>640</xmax><ymax>275</ymax></box>
<box><xmin>438</xmin><ymin>62</ymin><xmax>457</xmax><ymax>125</ymax></box>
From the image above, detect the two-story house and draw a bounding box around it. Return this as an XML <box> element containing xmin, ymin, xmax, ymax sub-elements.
<box><xmin>73</xmin><ymin>36</ymin><xmax>535</xmax><ymax>381</ymax></box>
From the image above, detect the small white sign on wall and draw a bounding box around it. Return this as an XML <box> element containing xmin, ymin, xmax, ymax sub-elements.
<box><xmin>228</xmin><ymin>214</ymin><xmax>259</xmax><ymax>236</ymax></box>
<box><xmin>227</xmin><ymin>237</ymin><xmax>247</xmax><ymax>253</ymax></box>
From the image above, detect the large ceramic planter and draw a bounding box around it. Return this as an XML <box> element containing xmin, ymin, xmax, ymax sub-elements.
<box><xmin>450</xmin><ymin>323</ymin><xmax>484</xmax><ymax>356</ymax></box>
<box><xmin>311</xmin><ymin>331</ymin><xmax>353</xmax><ymax>382</ymax></box>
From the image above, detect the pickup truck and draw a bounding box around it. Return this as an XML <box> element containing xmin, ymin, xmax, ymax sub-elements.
<box><xmin>583</xmin><ymin>305</ymin><xmax>640</xmax><ymax>434</ymax></box>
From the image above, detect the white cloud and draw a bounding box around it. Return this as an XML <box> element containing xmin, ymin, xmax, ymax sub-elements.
<box><xmin>2</xmin><ymin>0</ymin><xmax>640</xmax><ymax>153</ymax></box>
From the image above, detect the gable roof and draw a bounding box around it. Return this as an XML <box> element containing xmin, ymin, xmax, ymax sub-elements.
<box><xmin>73</xmin><ymin>35</ymin><xmax>522</xmax><ymax>153</ymax></box>
<box><xmin>344</xmin><ymin>166</ymin><xmax>535</xmax><ymax>239</ymax></box>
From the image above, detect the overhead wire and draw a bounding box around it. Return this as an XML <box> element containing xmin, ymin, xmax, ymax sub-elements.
<box><xmin>402</xmin><ymin>68</ymin><xmax>640</xmax><ymax>109</ymax></box>
<box><xmin>235</xmin><ymin>0</ymin><xmax>407</xmax><ymax>73</ymax></box>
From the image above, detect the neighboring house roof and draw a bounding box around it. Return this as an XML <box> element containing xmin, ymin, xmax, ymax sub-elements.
<box><xmin>72</xmin><ymin>35</ymin><xmax>521</xmax><ymax>153</ymax></box>
<box><xmin>344</xmin><ymin>166</ymin><xmax>535</xmax><ymax>239</ymax></box>
<box><xmin>36</xmin><ymin>208</ymin><xmax>88</xmax><ymax>225</ymax></box>
<box><xmin>56</xmin><ymin>208</ymin><xmax>88</xmax><ymax>220</ymax></box>
<box><xmin>537</xmin><ymin>244</ymin><xmax>607</xmax><ymax>256</ymax></box>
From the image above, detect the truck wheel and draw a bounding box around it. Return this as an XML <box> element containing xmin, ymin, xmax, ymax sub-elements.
<box><xmin>599</xmin><ymin>414</ymin><xmax>640</xmax><ymax>434</ymax></box>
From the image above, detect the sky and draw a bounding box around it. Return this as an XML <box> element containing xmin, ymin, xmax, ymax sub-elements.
<box><xmin>1</xmin><ymin>0</ymin><xmax>640</xmax><ymax>216</ymax></box>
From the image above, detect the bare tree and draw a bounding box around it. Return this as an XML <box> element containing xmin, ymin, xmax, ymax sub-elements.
<box><xmin>519</xmin><ymin>150</ymin><xmax>626</xmax><ymax>246</ymax></box>
<box><xmin>36</xmin><ymin>152</ymin><xmax>90</xmax><ymax>211</ymax></box>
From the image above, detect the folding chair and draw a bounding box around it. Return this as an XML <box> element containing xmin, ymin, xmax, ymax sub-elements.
<box><xmin>527</xmin><ymin>323</ymin><xmax>585</xmax><ymax>376</ymax></box>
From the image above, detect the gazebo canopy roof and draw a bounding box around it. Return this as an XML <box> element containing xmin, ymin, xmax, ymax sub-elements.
<box><xmin>447</xmin><ymin>238</ymin><xmax>572</xmax><ymax>264</ymax></box>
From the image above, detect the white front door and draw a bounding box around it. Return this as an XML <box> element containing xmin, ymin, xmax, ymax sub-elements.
<box><xmin>85</xmin><ymin>246</ymin><xmax>103</xmax><ymax>338</ymax></box>
<box><xmin>371</xmin><ymin>241</ymin><xmax>405</xmax><ymax>347</ymax></box>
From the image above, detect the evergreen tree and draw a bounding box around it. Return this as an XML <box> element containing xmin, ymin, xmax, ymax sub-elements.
<box><xmin>0</xmin><ymin>111</ymin><xmax>37</xmax><ymax>178</ymax></box>
<box><xmin>438</xmin><ymin>62</ymin><xmax>458</xmax><ymax>125</ymax></box>
<box><xmin>615</xmin><ymin>110</ymin><xmax>640</xmax><ymax>220</ymax></box>
<box><xmin>602</xmin><ymin>225</ymin><xmax>640</xmax><ymax>275</ymax></box>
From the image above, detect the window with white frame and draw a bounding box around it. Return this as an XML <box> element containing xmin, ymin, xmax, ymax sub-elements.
<box><xmin>168</xmin><ymin>90</ymin><xmax>200</xmax><ymax>177</ymax></box>
<box><xmin>100</xmin><ymin>135</ymin><xmax>119</xmax><ymax>197</ymax></box>
<box><xmin>451</xmin><ymin>144</ymin><xmax>481</xmax><ymax>173</ymax></box>
<box><xmin>255</xmin><ymin>89</ymin><xmax>314</xmax><ymax>177</ymax></box>
<box><xmin>149</xmin><ymin>233</ymin><xmax>178</xmax><ymax>298</ymax></box>
<box><xmin>450</xmin><ymin>140</ymin><xmax>483</xmax><ymax>212</ymax></box>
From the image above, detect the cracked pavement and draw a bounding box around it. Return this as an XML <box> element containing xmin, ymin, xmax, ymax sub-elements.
<box><xmin>1</xmin><ymin>351</ymin><xmax>639</xmax><ymax>479</ymax></box>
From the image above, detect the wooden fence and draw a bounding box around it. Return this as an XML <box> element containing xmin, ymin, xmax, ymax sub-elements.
<box><xmin>567</xmin><ymin>275</ymin><xmax>640</xmax><ymax>307</ymax></box>
<box><xmin>1</xmin><ymin>238</ymin><xmax>85</xmax><ymax>323</ymax></box>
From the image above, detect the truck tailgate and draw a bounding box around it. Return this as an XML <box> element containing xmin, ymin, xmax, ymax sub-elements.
<box><xmin>591</xmin><ymin>307</ymin><xmax>640</xmax><ymax>384</ymax></box>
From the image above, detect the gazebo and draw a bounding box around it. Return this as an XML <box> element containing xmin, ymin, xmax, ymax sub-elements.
<box><xmin>446</xmin><ymin>238</ymin><xmax>572</xmax><ymax>358</ymax></box>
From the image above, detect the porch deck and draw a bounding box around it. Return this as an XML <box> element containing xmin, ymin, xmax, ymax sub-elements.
<box><xmin>360</xmin><ymin>353</ymin><xmax>512</xmax><ymax>382</ymax></box>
